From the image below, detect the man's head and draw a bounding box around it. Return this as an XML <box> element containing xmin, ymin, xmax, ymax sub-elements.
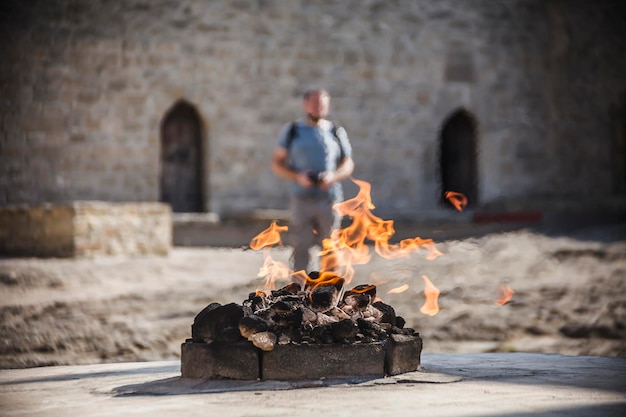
<box><xmin>303</xmin><ymin>89</ymin><xmax>330</xmax><ymax>123</ymax></box>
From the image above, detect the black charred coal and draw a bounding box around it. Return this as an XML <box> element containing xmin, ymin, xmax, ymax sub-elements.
<box><xmin>244</xmin><ymin>292</ymin><xmax>266</xmax><ymax>312</ymax></box>
<box><xmin>192</xmin><ymin>302</ymin><xmax>245</xmax><ymax>343</ymax></box>
<box><xmin>278</xmin><ymin>326</ymin><xmax>303</xmax><ymax>344</ymax></box>
<box><xmin>191</xmin><ymin>280</ymin><xmax>420</xmax><ymax>353</ymax></box>
<box><xmin>308</xmin><ymin>324</ymin><xmax>334</xmax><ymax>344</ymax></box>
<box><xmin>372</xmin><ymin>301</ymin><xmax>397</xmax><ymax>326</ymax></box>
<box><xmin>270</xmin><ymin>300</ymin><xmax>294</xmax><ymax>314</ymax></box>
<box><xmin>238</xmin><ymin>315</ymin><xmax>269</xmax><ymax>339</ymax></box>
<box><xmin>308</xmin><ymin>285</ymin><xmax>340</xmax><ymax>312</ymax></box>
<box><xmin>331</xmin><ymin>319</ymin><xmax>359</xmax><ymax>343</ymax></box>
<box><xmin>344</xmin><ymin>284</ymin><xmax>377</xmax><ymax>299</ymax></box>
<box><xmin>393</xmin><ymin>325</ymin><xmax>418</xmax><ymax>337</ymax></box>
<box><xmin>273</xmin><ymin>308</ymin><xmax>303</xmax><ymax>328</ymax></box>
<box><xmin>271</xmin><ymin>282</ymin><xmax>300</xmax><ymax>297</ymax></box>
<box><xmin>357</xmin><ymin>318</ymin><xmax>388</xmax><ymax>341</ymax></box>
<box><xmin>191</xmin><ymin>302</ymin><xmax>220</xmax><ymax>342</ymax></box>
<box><xmin>344</xmin><ymin>293</ymin><xmax>371</xmax><ymax>310</ymax></box>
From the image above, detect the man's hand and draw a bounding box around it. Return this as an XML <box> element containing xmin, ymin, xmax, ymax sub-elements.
<box><xmin>296</xmin><ymin>171</ymin><xmax>316</xmax><ymax>188</ymax></box>
<box><xmin>317</xmin><ymin>171</ymin><xmax>335</xmax><ymax>191</ymax></box>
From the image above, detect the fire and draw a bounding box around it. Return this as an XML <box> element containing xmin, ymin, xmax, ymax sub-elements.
<box><xmin>305</xmin><ymin>271</ymin><xmax>345</xmax><ymax>292</ymax></box>
<box><xmin>249</xmin><ymin>222</ymin><xmax>292</xmax><ymax>292</ymax></box>
<box><xmin>319</xmin><ymin>178</ymin><xmax>442</xmax><ymax>283</ymax></box>
<box><xmin>348</xmin><ymin>284</ymin><xmax>377</xmax><ymax>294</ymax></box>
<box><xmin>419</xmin><ymin>275</ymin><xmax>440</xmax><ymax>316</ymax></box>
<box><xmin>256</xmin><ymin>255</ymin><xmax>290</xmax><ymax>292</ymax></box>
<box><xmin>387</xmin><ymin>284</ymin><xmax>409</xmax><ymax>294</ymax></box>
<box><xmin>250</xmin><ymin>178</ymin><xmax>445</xmax><ymax>312</ymax></box>
<box><xmin>495</xmin><ymin>284</ymin><xmax>515</xmax><ymax>306</ymax></box>
<box><xmin>249</xmin><ymin>221</ymin><xmax>289</xmax><ymax>250</ymax></box>
<box><xmin>444</xmin><ymin>191</ymin><xmax>467</xmax><ymax>212</ymax></box>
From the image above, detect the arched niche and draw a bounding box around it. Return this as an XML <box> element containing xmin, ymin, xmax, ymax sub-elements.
<box><xmin>610</xmin><ymin>92</ymin><xmax>626</xmax><ymax>195</ymax></box>
<box><xmin>438</xmin><ymin>108</ymin><xmax>479</xmax><ymax>208</ymax></box>
<box><xmin>159</xmin><ymin>99</ymin><xmax>206</xmax><ymax>213</ymax></box>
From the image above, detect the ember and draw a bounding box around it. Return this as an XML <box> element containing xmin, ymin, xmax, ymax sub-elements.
<box><xmin>191</xmin><ymin>276</ymin><xmax>415</xmax><ymax>350</ymax></box>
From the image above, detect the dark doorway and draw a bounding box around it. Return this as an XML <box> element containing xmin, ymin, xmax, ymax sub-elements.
<box><xmin>160</xmin><ymin>100</ymin><xmax>204</xmax><ymax>212</ymax></box>
<box><xmin>439</xmin><ymin>108</ymin><xmax>478</xmax><ymax>208</ymax></box>
<box><xmin>610</xmin><ymin>92</ymin><xmax>626</xmax><ymax>195</ymax></box>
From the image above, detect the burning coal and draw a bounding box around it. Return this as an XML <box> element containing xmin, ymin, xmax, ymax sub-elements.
<box><xmin>192</xmin><ymin>274</ymin><xmax>416</xmax><ymax>352</ymax></box>
<box><xmin>190</xmin><ymin>180</ymin><xmax>514</xmax><ymax>355</ymax></box>
<box><xmin>181</xmin><ymin>180</ymin><xmax>521</xmax><ymax>381</ymax></box>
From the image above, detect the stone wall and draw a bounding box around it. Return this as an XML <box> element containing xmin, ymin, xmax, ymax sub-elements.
<box><xmin>1</xmin><ymin>0</ymin><xmax>625</xmax><ymax>219</ymax></box>
<box><xmin>0</xmin><ymin>202</ymin><xmax>171</xmax><ymax>257</ymax></box>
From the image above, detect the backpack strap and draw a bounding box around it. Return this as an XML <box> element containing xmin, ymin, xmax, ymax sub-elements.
<box><xmin>285</xmin><ymin>122</ymin><xmax>298</xmax><ymax>151</ymax></box>
<box><xmin>286</xmin><ymin>121</ymin><xmax>345</xmax><ymax>160</ymax></box>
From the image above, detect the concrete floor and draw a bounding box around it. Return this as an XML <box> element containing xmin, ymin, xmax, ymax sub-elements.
<box><xmin>1</xmin><ymin>353</ymin><xmax>624</xmax><ymax>417</ymax></box>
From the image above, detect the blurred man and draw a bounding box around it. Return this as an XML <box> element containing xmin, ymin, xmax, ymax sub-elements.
<box><xmin>272</xmin><ymin>89</ymin><xmax>355</xmax><ymax>273</ymax></box>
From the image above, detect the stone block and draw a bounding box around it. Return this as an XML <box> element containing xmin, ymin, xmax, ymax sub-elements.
<box><xmin>0</xmin><ymin>204</ymin><xmax>75</xmax><ymax>257</ymax></box>
<box><xmin>385</xmin><ymin>333</ymin><xmax>423</xmax><ymax>375</ymax></box>
<box><xmin>180</xmin><ymin>341</ymin><xmax>259</xmax><ymax>380</ymax></box>
<box><xmin>261</xmin><ymin>342</ymin><xmax>386</xmax><ymax>381</ymax></box>
<box><xmin>0</xmin><ymin>201</ymin><xmax>171</xmax><ymax>257</ymax></box>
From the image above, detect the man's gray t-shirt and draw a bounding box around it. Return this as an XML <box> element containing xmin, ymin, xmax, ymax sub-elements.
<box><xmin>277</xmin><ymin>119</ymin><xmax>352</xmax><ymax>201</ymax></box>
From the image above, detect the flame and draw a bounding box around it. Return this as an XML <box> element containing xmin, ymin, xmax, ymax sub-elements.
<box><xmin>257</xmin><ymin>255</ymin><xmax>290</xmax><ymax>292</ymax></box>
<box><xmin>250</xmin><ymin>221</ymin><xmax>292</xmax><ymax>292</ymax></box>
<box><xmin>249</xmin><ymin>221</ymin><xmax>289</xmax><ymax>250</ymax></box>
<box><xmin>251</xmin><ymin>179</ymin><xmax>445</xmax><ymax>301</ymax></box>
<box><xmin>305</xmin><ymin>271</ymin><xmax>345</xmax><ymax>292</ymax></box>
<box><xmin>419</xmin><ymin>275</ymin><xmax>440</xmax><ymax>316</ymax></box>
<box><xmin>495</xmin><ymin>284</ymin><xmax>514</xmax><ymax>306</ymax></box>
<box><xmin>348</xmin><ymin>284</ymin><xmax>377</xmax><ymax>294</ymax></box>
<box><xmin>387</xmin><ymin>284</ymin><xmax>409</xmax><ymax>294</ymax></box>
<box><xmin>319</xmin><ymin>178</ymin><xmax>442</xmax><ymax>283</ymax></box>
<box><xmin>444</xmin><ymin>191</ymin><xmax>468</xmax><ymax>212</ymax></box>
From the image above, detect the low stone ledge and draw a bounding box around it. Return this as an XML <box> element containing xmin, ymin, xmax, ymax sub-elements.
<box><xmin>180</xmin><ymin>340</ymin><xmax>259</xmax><ymax>380</ymax></box>
<box><xmin>262</xmin><ymin>342</ymin><xmax>386</xmax><ymax>381</ymax></box>
<box><xmin>181</xmin><ymin>333</ymin><xmax>422</xmax><ymax>381</ymax></box>
<box><xmin>386</xmin><ymin>333</ymin><xmax>423</xmax><ymax>375</ymax></box>
<box><xmin>0</xmin><ymin>201</ymin><xmax>172</xmax><ymax>257</ymax></box>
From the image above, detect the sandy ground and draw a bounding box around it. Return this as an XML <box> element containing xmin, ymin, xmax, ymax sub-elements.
<box><xmin>1</xmin><ymin>222</ymin><xmax>625</xmax><ymax>369</ymax></box>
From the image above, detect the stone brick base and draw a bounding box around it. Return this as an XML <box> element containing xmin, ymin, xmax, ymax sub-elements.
<box><xmin>0</xmin><ymin>201</ymin><xmax>172</xmax><ymax>257</ymax></box>
<box><xmin>181</xmin><ymin>334</ymin><xmax>422</xmax><ymax>380</ymax></box>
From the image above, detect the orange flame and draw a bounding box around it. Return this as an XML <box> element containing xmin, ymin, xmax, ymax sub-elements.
<box><xmin>289</xmin><ymin>270</ymin><xmax>309</xmax><ymax>288</ymax></box>
<box><xmin>319</xmin><ymin>178</ymin><xmax>442</xmax><ymax>283</ymax></box>
<box><xmin>444</xmin><ymin>191</ymin><xmax>468</xmax><ymax>212</ymax></box>
<box><xmin>419</xmin><ymin>275</ymin><xmax>440</xmax><ymax>316</ymax></box>
<box><xmin>304</xmin><ymin>271</ymin><xmax>345</xmax><ymax>292</ymax></box>
<box><xmin>252</xmin><ymin>179</ymin><xmax>444</xmax><ymax>297</ymax></box>
<box><xmin>257</xmin><ymin>255</ymin><xmax>290</xmax><ymax>292</ymax></box>
<box><xmin>387</xmin><ymin>284</ymin><xmax>409</xmax><ymax>294</ymax></box>
<box><xmin>495</xmin><ymin>284</ymin><xmax>514</xmax><ymax>306</ymax></box>
<box><xmin>348</xmin><ymin>284</ymin><xmax>377</xmax><ymax>294</ymax></box>
<box><xmin>249</xmin><ymin>221</ymin><xmax>289</xmax><ymax>250</ymax></box>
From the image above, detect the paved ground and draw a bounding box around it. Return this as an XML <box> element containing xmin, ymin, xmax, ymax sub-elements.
<box><xmin>1</xmin><ymin>353</ymin><xmax>625</xmax><ymax>416</ymax></box>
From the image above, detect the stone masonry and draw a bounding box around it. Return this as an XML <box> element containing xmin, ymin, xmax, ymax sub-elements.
<box><xmin>1</xmin><ymin>0</ymin><xmax>625</xmax><ymax>220</ymax></box>
<box><xmin>0</xmin><ymin>202</ymin><xmax>171</xmax><ymax>257</ymax></box>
